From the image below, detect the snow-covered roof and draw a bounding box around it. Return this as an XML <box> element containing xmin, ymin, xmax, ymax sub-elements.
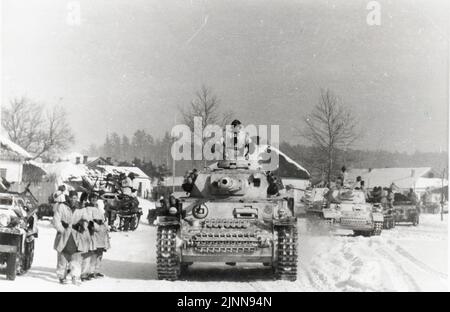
<box><xmin>97</xmin><ymin>165</ymin><xmax>150</xmax><ymax>180</ymax></box>
<box><xmin>33</xmin><ymin>161</ymin><xmax>104</xmax><ymax>186</ymax></box>
<box><xmin>60</xmin><ymin>152</ymin><xmax>84</xmax><ymax>161</ymax></box>
<box><xmin>267</xmin><ymin>145</ymin><xmax>310</xmax><ymax>178</ymax></box>
<box><xmin>282</xmin><ymin>178</ymin><xmax>311</xmax><ymax>189</ymax></box>
<box><xmin>407</xmin><ymin>177</ymin><xmax>448</xmax><ymax>190</ymax></box>
<box><xmin>0</xmin><ymin>132</ymin><xmax>32</xmax><ymax>158</ymax></box>
<box><xmin>59</xmin><ymin>153</ymin><xmax>107</xmax><ymax>164</ymax></box>
<box><xmin>251</xmin><ymin>144</ymin><xmax>310</xmax><ymax>178</ymax></box>
<box><xmin>347</xmin><ymin>167</ymin><xmax>438</xmax><ymax>189</ymax></box>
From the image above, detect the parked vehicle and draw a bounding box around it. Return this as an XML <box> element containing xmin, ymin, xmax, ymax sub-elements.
<box><xmin>0</xmin><ymin>191</ymin><xmax>38</xmax><ymax>280</ymax></box>
<box><xmin>36</xmin><ymin>195</ymin><xmax>54</xmax><ymax>219</ymax></box>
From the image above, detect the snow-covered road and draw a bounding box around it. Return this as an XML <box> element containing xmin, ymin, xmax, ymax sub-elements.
<box><xmin>0</xmin><ymin>203</ymin><xmax>447</xmax><ymax>292</ymax></box>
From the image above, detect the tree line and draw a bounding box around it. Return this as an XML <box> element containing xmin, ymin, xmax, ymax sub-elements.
<box><xmin>2</xmin><ymin>87</ymin><xmax>448</xmax><ymax>183</ymax></box>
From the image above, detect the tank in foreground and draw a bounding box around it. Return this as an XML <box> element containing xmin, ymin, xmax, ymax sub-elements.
<box><xmin>156</xmin><ymin>158</ymin><xmax>298</xmax><ymax>281</ymax></box>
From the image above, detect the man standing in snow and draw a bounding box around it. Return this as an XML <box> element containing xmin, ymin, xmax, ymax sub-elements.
<box><xmin>407</xmin><ymin>188</ymin><xmax>418</xmax><ymax>205</ymax></box>
<box><xmin>53</xmin><ymin>190</ymin><xmax>91</xmax><ymax>285</ymax></box>
<box><xmin>84</xmin><ymin>193</ymin><xmax>110</xmax><ymax>279</ymax></box>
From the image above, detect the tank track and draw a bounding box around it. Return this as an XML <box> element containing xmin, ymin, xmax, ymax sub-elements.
<box><xmin>372</xmin><ymin>221</ymin><xmax>383</xmax><ymax>236</ymax></box>
<box><xmin>156</xmin><ymin>225</ymin><xmax>180</xmax><ymax>281</ymax></box>
<box><xmin>274</xmin><ymin>225</ymin><xmax>298</xmax><ymax>281</ymax></box>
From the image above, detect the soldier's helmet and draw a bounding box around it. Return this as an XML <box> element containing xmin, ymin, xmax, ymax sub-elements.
<box><xmin>231</xmin><ymin>119</ymin><xmax>242</xmax><ymax>127</ymax></box>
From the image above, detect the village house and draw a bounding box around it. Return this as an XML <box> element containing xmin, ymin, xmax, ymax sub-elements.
<box><xmin>0</xmin><ymin>133</ymin><xmax>31</xmax><ymax>187</ymax></box>
<box><xmin>347</xmin><ymin>167</ymin><xmax>448</xmax><ymax>197</ymax></box>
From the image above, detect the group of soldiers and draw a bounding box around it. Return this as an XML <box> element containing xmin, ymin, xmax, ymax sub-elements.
<box><xmin>52</xmin><ymin>188</ymin><xmax>111</xmax><ymax>285</ymax></box>
<box><xmin>323</xmin><ymin>172</ymin><xmax>418</xmax><ymax>209</ymax></box>
<box><xmin>49</xmin><ymin>172</ymin><xmax>142</xmax><ymax>285</ymax></box>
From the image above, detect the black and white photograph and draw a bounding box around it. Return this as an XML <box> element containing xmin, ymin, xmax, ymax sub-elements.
<box><xmin>0</xmin><ymin>0</ymin><xmax>448</xmax><ymax>293</ymax></box>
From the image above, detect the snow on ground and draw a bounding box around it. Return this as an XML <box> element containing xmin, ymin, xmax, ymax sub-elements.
<box><xmin>0</xmin><ymin>200</ymin><xmax>448</xmax><ymax>292</ymax></box>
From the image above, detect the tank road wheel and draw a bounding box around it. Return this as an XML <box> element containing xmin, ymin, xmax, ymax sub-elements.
<box><xmin>274</xmin><ymin>226</ymin><xmax>298</xmax><ymax>281</ymax></box>
<box><xmin>371</xmin><ymin>222</ymin><xmax>383</xmax><ymax>236</ymax></box>
<box><xmin>156</xmin><ymin>226</ymin><xmax>181</xmax><ymax>281</ymax></box>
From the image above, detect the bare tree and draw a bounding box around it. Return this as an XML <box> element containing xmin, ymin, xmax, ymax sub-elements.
<box><xmin>301</xmin><ymin>89</ymin><xmax>359</xmax><ymax>183</ymax></box>
<box><xmin>179</xmin><ymin>85</ymin><xmax>234</xmax><ymax>166</ymax></box>
<box><xmin>2</xmin><ymin>97</ymin><xmax>75</xmax><ymax>160</ymax></box>
<box><xmin>180</xmin><ymin>85</ymin><xmax>233</xmax><ymax>132</ymax></box>
<box><xmin>1</xmin><ymin>97</ymin><xmax>44</xmax><ymax>151</ymax></box>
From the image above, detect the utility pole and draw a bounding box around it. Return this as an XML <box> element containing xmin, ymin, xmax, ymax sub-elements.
<box><xmin>172</xmin><ymin>114</ymin><xmax>177</xmax><ymax>193</ymax></box>
<box><xmin>0</xmin><ymin>0</ymin><xmax>3</xmax><ymax>132</ymax></box>
<box><xmin>441</xmin><ymin>167</ymin><xmax>446</xmax><ymax>221</ymax></box>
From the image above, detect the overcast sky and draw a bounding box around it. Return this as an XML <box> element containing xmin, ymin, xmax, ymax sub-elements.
<box><xmin>1</xmin><ymin>0</ymin><xmax>449</xmax><ymax>153</ymax></box>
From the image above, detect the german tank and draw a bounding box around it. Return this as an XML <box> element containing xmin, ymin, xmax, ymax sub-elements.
<box><xmin>155</xmin><ymin>153</ymin><xmax>298</xmax><ymax>281</ymax></box>
<box><xmin>331</xmin><ymin>188</ymin><xmax>384</xmax><ymax>236</ymax></box>
<box><xmin>304</xmin><ymin>187</ymin><xmax>340</xmax><ymax>229</ymax></box>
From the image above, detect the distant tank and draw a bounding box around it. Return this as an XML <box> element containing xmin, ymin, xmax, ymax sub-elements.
<box><xmin>392</xmin><ymin>192</ymin><xmax>420</xmax><ymax>226</ymax></box>
<box><xmin>304</xmin><ymin>187</ymin><xmax>340</xmax><ymax>225</ymax></box>
<box><xmin>305</xmin><ymin>187</ymin><xmax>384</xmax><ymax>236</ymax></box>
<box><xmin>331</xmin><ymin>188</ymin><xmax>384</xmax><ymax>236</ymax></box>
<box><xmin>155</xmin><ymin>123</ymin><xmax>298</xmax><ymax>281</ymax></box>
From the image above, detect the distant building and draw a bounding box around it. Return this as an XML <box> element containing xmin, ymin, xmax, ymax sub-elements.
<box><xmin>0</xmin><ymin>133</ymin><xmax>31</xmax><ymax>184</ymax></box>
<box><xmin>98</xmin><ymin>165</ymin><xmax>152</xmax><ymax>198</ymax></box>
<box><xmin>60</xmin><ymin>152</ymin><xmax>113</xmax><ymax>166</ymax></box>
<box><xmin>347</xmin><ymin>167</ymin><xmax>448</xmax><ymax>195</ymax></box>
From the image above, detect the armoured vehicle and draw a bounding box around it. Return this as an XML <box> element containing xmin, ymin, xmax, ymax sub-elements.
<box><xmin>332</xmin><ymin>188</ymin><xmax>384</xmax><ymax>236</ymax></box>
<box><xmin>155</xmin><ymin>159</ymin><xmax>298</xmax><ymax>281</ymax></box>
<box><xmin>0</xmin><ymin>191</ymin><xmax>38</xmax><ymax>280</ymax></box>
<box><xmin>305</xmin><ymin>187</ymin><xmax>384</xmax><ymax>236</ymax></box>
<box><xmin>303</xmin><ymin>187</ymin><xmax>339</xmax><ymax>231</ymax></box>
<box><xmin>393</xmin><ymin>193</ymin><xmax>419</xmax><ymax>226</ymax></box>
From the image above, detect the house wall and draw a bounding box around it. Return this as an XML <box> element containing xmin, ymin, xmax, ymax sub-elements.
<box><xmin>133</xmin><ymin>177</ymin><xmax>152</xmax><ymax>199</ymax></box>
<box><xmin>0</xmin><ymin>160</ymin><xmax>23</xmax><ymax>182</ymax></box>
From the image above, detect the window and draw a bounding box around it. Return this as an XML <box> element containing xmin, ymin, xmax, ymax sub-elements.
<box><xmin>0</xmin><ymin>168</ymin><xmax>7</xmax><ymax>179</ymax></box>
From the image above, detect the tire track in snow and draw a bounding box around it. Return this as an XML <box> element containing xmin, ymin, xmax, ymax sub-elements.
<box><xmin>335</xmin><ymin>239</ymin><xmax>379</xmax><ymax>292</ymax></box>
<box><xmin>385</xmin><ymin>239</ymin><xmax>448</xmax><ymax>280</ymax></box>
<box><xmin>373</xmin><ymin>242</ymin><xmax>421</xmax><ymax>291</ymax></box>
